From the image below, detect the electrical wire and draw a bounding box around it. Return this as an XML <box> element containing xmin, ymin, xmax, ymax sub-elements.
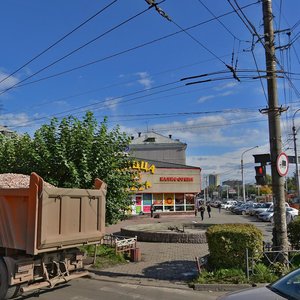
<box><xmin>0</xmin><ymin>4</ymin><xmax>151</xmax><ymax>96</ymax></box>
<box><xmin>0</xmin><ymin>0</ymin><xmax>118</xmax><ymax>86</ymax></box>
<box><xmin>0</xmin><ymin>2</ymin><xmax>259</xmax><ymax>93</ymax></box>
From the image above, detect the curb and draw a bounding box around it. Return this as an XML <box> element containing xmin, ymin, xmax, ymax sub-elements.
<box><xmin>87</xmin><ymin>270</ymin><xmax>191</xmax><ymax>290</ymax></box>
<box><xmin>193</xmin><ymin>283</ymin><xmax>267</xmax><ymax>292</ymax></box>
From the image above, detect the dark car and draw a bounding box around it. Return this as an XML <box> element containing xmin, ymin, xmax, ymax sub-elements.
<box><xmin>218</xmin><ymin>267</ymin><xmax>300</xmax><ymax>300</ymax></box>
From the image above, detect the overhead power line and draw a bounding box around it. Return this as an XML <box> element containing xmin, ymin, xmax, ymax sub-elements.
<box><xmin>0</xmin><ymin>1</ymin><xmax>260</xmax><ymax>93</ymax></box>
<box><xmin>0</xmin><ymin>4</ymin><xmax>151</xmax><ymax>96</ymax></box>
<box><xmin>0</xmin><ymin>0</ymin><xmax>118</xmax><ymax>86</ymax></box>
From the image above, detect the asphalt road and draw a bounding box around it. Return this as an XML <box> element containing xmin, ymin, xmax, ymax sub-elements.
<box><xmin>19</xmin><ymin>277</ymin><xmax>226</xmax><ymax>300</ymax></box>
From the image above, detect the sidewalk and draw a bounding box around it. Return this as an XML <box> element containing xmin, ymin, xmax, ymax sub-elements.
<box><xmin>89</xmin><ymin>208</ymin><xmax>272</xmax><ymax>288</ymax></box>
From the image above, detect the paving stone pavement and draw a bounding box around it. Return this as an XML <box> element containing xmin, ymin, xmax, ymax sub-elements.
<box><xmin>90</xmin><ymin>208</ymin><xmax>273</xmax><ymax>285</ymax></box>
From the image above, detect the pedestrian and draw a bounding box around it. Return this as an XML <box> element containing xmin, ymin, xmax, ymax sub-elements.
<box><xmin>150</xmin><ymin>204</ymin><xmax>154</xmax><ymax>218</ymax></box>
<box><xmin>207</xmin><ymin>203</ymin><xmax>211</xmax><ymax>218</ymax></box>
<box><xmin>217</xmin><ymin>202</ymin><xmax>222</xmax><ymax>213</ymax></box>
<box><xmin>199</xmin><ymin>204</ymin><xmax>205</xmax><ymax>221</ymax></box>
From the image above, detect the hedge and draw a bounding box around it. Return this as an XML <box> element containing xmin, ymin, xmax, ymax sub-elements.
<box><xmin>206</xmin><ymin>223</ymin><xmax>263</xmax><ymax>269</ymax></box>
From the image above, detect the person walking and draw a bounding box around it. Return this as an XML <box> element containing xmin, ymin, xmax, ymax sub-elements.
<box><xmin>150</xmin><ymin>204</ymin><xmax>154</xmax><ymax>218</ymax></box>
<box><xmin>199</xmin><ymin>204</ymin><xmax>205</xmax><ymax>221</ymax></box>
<box><xmin>207</xmin><ymin>203</ymin><xmax>211</xmax><ymax>218</ymax></box>
<box><xmin>217</xmin><ymin>202</ymin><xmax>222</xmax><ymax>213</ymax></box>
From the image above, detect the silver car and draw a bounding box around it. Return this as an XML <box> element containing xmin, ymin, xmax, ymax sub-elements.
<box><xmin>218</xmin><ymin>267</ymin><xmax>300</xmax><ymax>299</ymax></box>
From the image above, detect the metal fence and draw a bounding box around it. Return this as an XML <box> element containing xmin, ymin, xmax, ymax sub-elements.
<box><xmin>246</xmin><ymin>246</ymin><xmax>300</xmax><ymax>280</ymax></box>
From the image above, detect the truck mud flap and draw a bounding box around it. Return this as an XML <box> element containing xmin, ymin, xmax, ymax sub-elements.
<box><xmin>20</xmin><ymin>271</ymin><xmax>89</xmax><ymax>294</ymax></box>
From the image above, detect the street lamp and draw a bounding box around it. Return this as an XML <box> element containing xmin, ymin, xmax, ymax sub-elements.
<box><xmin>292</xmin><ymin>109</ymin><xmax>300</xmax><ymax>197</ymax></box>
<box><xmin>241</xmin><ymin>146</ymin><xmax>258</xmax><ymax>202</ymax></box>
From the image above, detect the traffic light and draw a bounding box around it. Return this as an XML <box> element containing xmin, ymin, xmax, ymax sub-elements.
<box><xmin>255</xmin><ymin>165</ymin><xmax>267</xmax><ymax>185</ymax></box>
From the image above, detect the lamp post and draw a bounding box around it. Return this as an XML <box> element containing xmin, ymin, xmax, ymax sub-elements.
<box><xmin>292</xmin><ymin>109</ymin><xmax>300</xmax><ymax>197</ymax></box>
<box><xmin>241</xmin><ymin>146</ymin><xmax>258</xmax><ymax>202</ymax></box>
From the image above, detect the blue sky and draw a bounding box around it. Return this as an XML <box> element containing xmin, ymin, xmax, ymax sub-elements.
<box><xmin>0</xmin><ymin>0</ymin><xmax>299</xmax><ymax>185</ymax></box>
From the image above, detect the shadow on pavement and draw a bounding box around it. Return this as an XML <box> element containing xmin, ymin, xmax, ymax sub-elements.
<box><xmin>90</xmin><ymin>259</ymin><xmax>198</xmax><ymax>282</ymax></box>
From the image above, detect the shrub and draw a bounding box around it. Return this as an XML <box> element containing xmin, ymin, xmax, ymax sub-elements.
<box><xmin>206</xmin><ymin>224</ymin><xmax>263</xmax><ymax>269</ymax></box>
<box><xmin>196</xmin><ymin>268</ymin><xmax>248</xmax><ymax>284</ymax></box>
<box><xmin>288</xmin><ymin>217</ymin><xmax>300</xmax><ymax>249</ymax></box>
<box><xmin>250</xmin><ymin>263</ymin><xmax>278</xmax><ymax>283</ymax></box>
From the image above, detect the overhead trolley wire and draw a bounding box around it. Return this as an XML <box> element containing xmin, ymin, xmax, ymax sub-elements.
<box><xmin>0</xmin><ymin>0</ymin><xmax>118</xmax><ymax>86</ymax></box>
<box><xmin>0</xmin><ymin>1</ymin><xmax>260</xmax><ymax>94</ymax></box>
<box><xmin>0</xmin><ymin>4</ymin><xmax>151</xmax><ymax>96</ymax></box>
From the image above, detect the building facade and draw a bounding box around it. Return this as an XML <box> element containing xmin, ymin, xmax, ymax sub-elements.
<box><xmin>129</xmin><ymin>132</ymin><xmax>201</xmax><ymax>214</ymax></box>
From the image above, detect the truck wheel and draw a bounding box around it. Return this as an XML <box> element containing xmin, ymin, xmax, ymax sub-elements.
<box><xmin>0</xmin><ymin>259</ymin><xmax>9</xmax><ymax>299</ymax></box>
<box><xmin>0</xmin><ymin>260</ymin><xmax>19</xmax><ymax>299</ymax></box>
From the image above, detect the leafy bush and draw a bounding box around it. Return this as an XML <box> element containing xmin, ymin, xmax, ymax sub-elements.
<box><xmin>288</xmin><ymin>217</ymin><xmax>300</xmax><ymax>249</ymax></box>
<box><xmin>81</xmin><ymin>245</ymin><xmax>127</xmax><ymax>269</ymax></box>
<box><xmin>196</xmin><ymin>268</ymin><xmax>248</xmax><ymax>284</ymax></box>
<box><xmin>250</xmin><ymin>263</ymin><xmax>278</xmax><ymax>283</ymax></box>
<box><xmin>206</xmin><ymin>224</ymin><xmax>263</xmax><ymax>269</ymax></box>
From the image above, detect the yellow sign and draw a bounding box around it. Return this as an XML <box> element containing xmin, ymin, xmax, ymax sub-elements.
<box><xmin>132</xmin><ymin>160</ymin><xmax>155</xmax><ymax>174</ymax></box>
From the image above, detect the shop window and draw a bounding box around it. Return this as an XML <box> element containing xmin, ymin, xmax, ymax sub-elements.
<box><xmin>143</xmin><ymin>206</ymin><xmax>151</xmax><ymax>213</ymax></box>
<box><xmin>154</xmin><ymin>206</ymin><xmax>163</xmax><ymax>212</ymax></box>
<box><xmin>143</xmin><ymin>193</ymin><xmax>152</xmax><ymax>201</ymax></box>
<box><xmin>153</xmin><ymin>193</ymin><xmax>163</xmax><ymax>205</ymax></box>
<box><xmin>175</xmin><ymin>193</ymin><xmax>184</xmax><ymax>204</ymax></box>
<box><xmin>186</xmin><ymin>205</ymin><xmax>195</xmax><ymax>211</ymax></box>
<box><xmin>175</xmin><ymin>206</ymin><xmax>184</xmax><ymax>211</ymax></box>
<box><xmin>185</xmin><ymin>194</ymin><xmax>195</xmax><ymax>204</ymax></box>
<box><xmin>164</xmin><ymin>193</ymin><xmax>174</xmax><ymax>206</ymax></box>
<box><xmin>136</xmin><ymin>196</ymin><xmax>142</xmax><ymax>206</ymax></box>
<box><xmin>143</xmin><ymin>200</ymin><xmax>152</xmax><ymax>206</ymax></box>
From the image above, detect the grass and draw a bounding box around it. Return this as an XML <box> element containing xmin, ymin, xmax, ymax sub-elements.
<box><xmin>80</xmin><ymin>244</ymin><xmax>128</xmax><ymax>269</ymax></box>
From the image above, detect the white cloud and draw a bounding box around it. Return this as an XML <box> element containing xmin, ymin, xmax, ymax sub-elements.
<box><xmin>0</xmin><ymin>113</ymin><xmax>29</xmax><ymax>128</ymax></box>
<box><xmin>103</xmin><ymin>97</ymin><xmax>121</xmax><ymax>111</ymax></box>
<box><xmin>0</xmin><ymin>71</ymin><xmax>19</xmax><ymax>92</ymax></box>
<box><xmin>136</xmin><ymin>72</ymin><xmax>153</xmax><ymax>89</ymax></box>
<box><xmin>197</xmin><ymin>85</ymin><xmax>237</xmax><ymax>104</ymax></box>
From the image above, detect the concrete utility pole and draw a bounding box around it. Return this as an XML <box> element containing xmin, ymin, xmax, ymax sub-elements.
<box><xmin>262</xmin><ymin>0</ymin><xmax>288</xmax><ymax>252</ymax></box>
<box><xmin>292</xmin><ymin>109</ymin><xmax>300</xmax><ymax>197</ymax></box>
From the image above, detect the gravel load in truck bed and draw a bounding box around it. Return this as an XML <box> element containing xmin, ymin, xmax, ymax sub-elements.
<box><xmin>0</xmin><ymin>173</ymin><xmax>54</xmax><ymax>188</ymax></box>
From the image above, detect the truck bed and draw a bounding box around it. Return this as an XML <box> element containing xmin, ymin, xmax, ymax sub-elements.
<box><xmin>0</xmin><ymin>173</ymin><xmax>106</xmax><ymax>255</ymax></box>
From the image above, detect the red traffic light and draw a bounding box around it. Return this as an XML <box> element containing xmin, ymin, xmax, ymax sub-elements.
<box><xmin>256</xmin><ymin>166</ymin><xmax>263</xmax><ymax>175</ymax></box>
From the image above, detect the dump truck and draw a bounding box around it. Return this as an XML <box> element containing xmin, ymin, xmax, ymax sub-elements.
<box><xmin>0</xmin><ymin>172</ymin><xmax>106</xmax><ymax>299</ymax></box>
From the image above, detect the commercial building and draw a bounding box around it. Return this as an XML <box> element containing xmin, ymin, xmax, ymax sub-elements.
<box><xmin>208</xmin><ymin>174</ymin><xmax>220</xmax><ymax>187</ymax></box>
<box><xmin>129</xmin><ymin>132</ymin><xmax>201</xmax><ymax>214</ymax></box>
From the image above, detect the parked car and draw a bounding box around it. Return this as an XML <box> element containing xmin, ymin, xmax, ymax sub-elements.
<box><xmin>221</xmin><ymin>200</ymin><xmax>237</xmax><ymax>210</ymax></box>
<box><xmin>248</xmin><ymin>202</ymin><xmax>265</xmax><ymax>216</ymax></box>
<box><xmin>258</xmin><ymin>207</ymin><xmax>298</xmax><ymax>222</ymax></box>
<box><xmin>252</xmin><ymin>202</ymin><xmax>273</xmax><ymax>216</ymax></box>
<box><xmin>235</xmin><ymin>203</ymin><xmax>253</xmax><ymax>215</ymax></box>
<box><xmin>245</xmin><ymin>202</ymin><xmax>260</xmax><ymax>215</ymax></box>
<box><xmin>257</xmin><ymin>207</ymin><xmax>274</xmax><ymax>222</ymax></box>
<box><xmin>218</xmin><ymin>267</ymin><xmax>300</xmax><ymax>300</ymax></box>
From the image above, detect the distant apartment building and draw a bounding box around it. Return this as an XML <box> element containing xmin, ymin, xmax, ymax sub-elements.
<box><xmin>128</xmin><ymin>131</ymin><xmax>201</xmax><ymax>214</ymax></box>
<box><xmin>0</xmin><ymin>125</ymin><xmax>14</xmax><ymax>137</ymax></box>
<box><xmin>208</xmin><ymin>174</ymin><xmax>220</xmax><ymax>187</ymax></box>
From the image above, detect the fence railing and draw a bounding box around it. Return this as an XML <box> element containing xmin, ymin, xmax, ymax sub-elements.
<box><xmin>102</xmin><ymin>234</ymin><xmax>137</xmax><ymax>254</ymax></box>
<box><xmin>246</xmin><ymin>247</ymin><xmax>300</xmax><ymax>280</ymax></box>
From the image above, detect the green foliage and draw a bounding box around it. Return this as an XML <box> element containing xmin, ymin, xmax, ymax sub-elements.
<box><xmin>206</xmin><ymin>224</ymin><xmax>263</xmax><ymax>269</ymax></box>
<box><xmin>0</xmin><ymin>112</ymin><xmax>135</xmax><ymax>224</ymax></box>
<box><xmin>288</xmin><ymin>217</ymin><xmax>300</xmax><ymax>249</ymax></box>
<box><xmin>196</xmin><ymin>268</ymin><xmax>248</xmax><ymax>284</ymax></box>
<box><xmin>250</xmin><ymin>263</ymin><xmax>278</xmax><ymax>283</ymax></box>
<box><xmin>81</xmin><ymin>245</ymin><xmax>127</xmax><ymax>269</ymax></box>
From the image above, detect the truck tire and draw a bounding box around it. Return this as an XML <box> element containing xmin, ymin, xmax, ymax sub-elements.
<box><xmin>0</xmin><ymin>259</ymin><xmax>9</xmax><ymax>299</ymax></box>
<box><xmin>0</xmin><ymin>260</ymin><xmax>19</xmax><ymax>299</ymax></box>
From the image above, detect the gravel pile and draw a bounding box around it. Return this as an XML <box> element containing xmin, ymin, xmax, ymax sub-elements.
<box><xmin>0</xmin><ymin>173</ymin><xmax>54</xmax><ymax>188</ymax></box>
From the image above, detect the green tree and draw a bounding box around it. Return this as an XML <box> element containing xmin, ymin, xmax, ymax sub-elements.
<box><xmin>0</xmin><ymin>112</ymin><xmax>136</xmax><ymax>224</ymax></box>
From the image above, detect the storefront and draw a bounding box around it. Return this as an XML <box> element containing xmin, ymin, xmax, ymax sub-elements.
<box><xmin>130</xmin><ymin>160</ymin><xmax>201</xmax><ymax>214</ymax></box>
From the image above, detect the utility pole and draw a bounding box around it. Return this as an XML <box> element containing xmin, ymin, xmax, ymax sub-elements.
<box><xmin>292</xmin><ymin>110</ymin><xmax>300</xmax><ymax>197</ymax></box>
<box><xmin>262</xmin><ymin>0</ymin><xmax>288</xmax><ymax>252</ymax></box>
